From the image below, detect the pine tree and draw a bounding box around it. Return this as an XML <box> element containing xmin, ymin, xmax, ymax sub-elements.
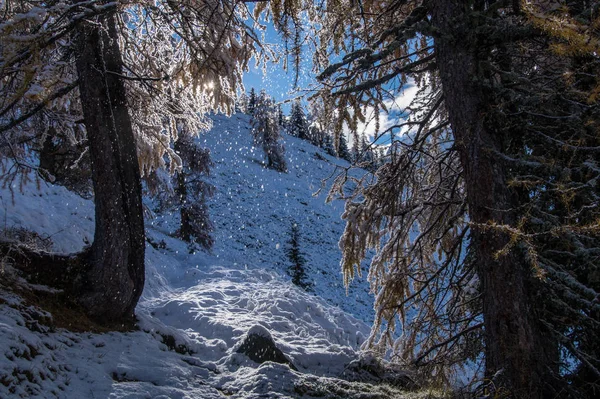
<box><xmin>286</xmin><ymin>222</ymin><xmax>311</xmax><ymax>290</ymax></box>
<box><xmin>359</xmin><ymin>135</ymin><xmax>376</xmax><ymax>171</ymax></box>
<box><xmin>322</xmin><ymin>133</ymin><xmax>336</xmax><ymax>157</ymax></box>
<box><xmin>336</xmin><ymin>133</ymin><xmax>352</xmax><ymax>162</ymax></box>
<box><xmin>174</xmin><ymin>133</ymin><xmax>214</xmax><ymax>252</ymax></box>
<box><xmin>236</xmin><ymin>93</ymin><xmax>249</xmax><ymax>114</ymax></box>
<box><xmin>277</xmin><ymin>104</ymin><xmax>284</xmax><ymax>127</ymax></box>
<box><xmin>288</xmin><ymin>101</ymin><xmax>309</xmax><ymax>140</ymax></box>
<box><xmin>247</xmin><ymin>88</ymin><xmax>257</xmax><ymax>116</ymax></box>
<box><xmin>374</xmin><ymin>148</ymin><xmax>386</xmax><ymax>169</ymax></box>
<box><xmin>251</xmin><ymin>90</ymin><xmax>287</xmax><ymax>172</ymax></box>
<box><xmin>308</xmin><ymin>125</ymin><xmax>324</xmax><ymax>147</ymax></box>
<box><xmin>350</xmin><ymin>137</ymin><xmax>360</xmax><ymax>164</ymax></box>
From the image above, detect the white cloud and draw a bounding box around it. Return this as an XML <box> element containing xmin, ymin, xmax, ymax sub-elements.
<box><xmin>342</xmin><ymin>82</ymin><xmax>419</xmax><ymax>147</ymax></box>
<box><xmin>383</xmin><ymin>83</ymin><xmax>419</xmax><ymax>112</ymax></box>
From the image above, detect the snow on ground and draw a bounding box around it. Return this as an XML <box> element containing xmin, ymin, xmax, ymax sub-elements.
<box><xmin>201</xmin><ymin>113</ymin><xmax>374</xmax><ymax>322</ymax></box>
<box><xmin>146</xmin><ymin>112</ymin><xmax>374</xmax><ymax>323</ymax></box>
<box><xmin>0</xmin><ymin>175</ymin><xmax>94</xmax><ymax>254</ymax></box>
<box><xmin>0</xmin><ymin>113</ymin><xmax>419</xmax><ymax>398</ymax></box>
<box><xmin>0</xmin><ymin>262</ymin><xmax>376</xmax><ymax>398</ymax></box>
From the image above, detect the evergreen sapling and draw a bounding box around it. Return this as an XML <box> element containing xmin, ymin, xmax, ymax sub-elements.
<box><xmin>286</xmin><ymin>222</ymin><xmax>311</xmax><ymax>291</ymax></box>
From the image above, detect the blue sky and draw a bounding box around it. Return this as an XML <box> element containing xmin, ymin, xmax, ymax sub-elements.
<box><xmin>241</xmin><ymin>19</ymin><xmax>315</xmax><ymax>113</ymax></box>
<box><xmin>244</xmin><ymin>53</ymin><xmax>417</xmax><ymax>146</ymax></box>
<box><xmin>240</xmin><ymin>18</ymin><xmax>417</xmax><ymax>146</ymax></box>
<box><xmin>243</xmin><ymin>62</ymin><xmax>308</xmax><ymax>113</ymax></box>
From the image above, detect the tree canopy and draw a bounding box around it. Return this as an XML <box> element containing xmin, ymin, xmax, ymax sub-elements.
<box><xmin>0</xmin><ymin>0</ymin><xmax>261</xmax><ymax>178</ymax></box>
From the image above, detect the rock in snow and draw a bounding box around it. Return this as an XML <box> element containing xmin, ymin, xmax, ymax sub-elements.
<box><xmin>235</xmin><ymin>325</ymin><xmax>297</xmax><ymax>370</ymax></box>
<box><xmin>342</xmin><ymin>351</ymin><xmax>416</xmax><ymax>388</ymax></box>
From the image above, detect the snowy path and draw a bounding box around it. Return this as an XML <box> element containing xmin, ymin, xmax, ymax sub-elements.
<box><xmin>0</xmin><ymin>259</ymin><xmax>413</xmax><ymax>398</ymax></box>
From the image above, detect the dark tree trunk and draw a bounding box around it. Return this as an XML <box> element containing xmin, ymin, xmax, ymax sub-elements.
<box><xmin>430</xmin><ymin>1</ymin><xmax>557</xmax><ymax>397</ymax></box>
<box><xmin>73</xmin><ymin>12</ymin><xmax>145</xmax><ymax>323</ymax></box>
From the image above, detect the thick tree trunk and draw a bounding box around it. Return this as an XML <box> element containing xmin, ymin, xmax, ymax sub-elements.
<box><xmin>73</xmin><ymin>12</ymin><xmax>145</xmax><ymax>323</ymax></box>
<box><xmin>430</xmin><ymin>1</ymin><xmax>556</xmax><ymax>397</ymax></box>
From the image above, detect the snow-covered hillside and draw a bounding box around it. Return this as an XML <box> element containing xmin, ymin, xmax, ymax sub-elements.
<box><xmin>0</xmin><ymin>113</ymin><xmax>424</xmax><ymax>398</ymax></box>
<box><xmin>199</xmin><ymin>113</ymin><xmax>372</xmax><ymax>321</ymax></box>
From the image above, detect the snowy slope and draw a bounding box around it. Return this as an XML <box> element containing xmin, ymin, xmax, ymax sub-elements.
<box><xmin>147</xmin><ymin>112</ymin><xmax>373</xmax><ymax>322</ymax></box>
<box><xmin>203</xmin><ymin>113</ymin><xmax>373</xmax><ymax>321</ymax></box>
<box><xmin>0</xmin><ymin>113</ymin><xmax>422</xmax><ymax>399</ymax></box>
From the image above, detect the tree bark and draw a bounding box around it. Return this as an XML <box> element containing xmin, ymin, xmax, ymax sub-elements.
<box><xmin>430</xmin><ymin>1</ymin><xmax>556</xmax><ymax>397</ymax></box>
<box><xmin>73</xmin><ymin>11</ymin><xmax>145</xmax><ymax>323</ymax></box>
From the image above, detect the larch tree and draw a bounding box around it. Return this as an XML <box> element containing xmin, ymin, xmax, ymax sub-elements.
<box><xmin>0</xmin><ymin>0</ymin><xmax>266</xmax><ymax>324</ymax></box>
<box><xmin>265</xmin><ymin>0</ymin><xmax>599</xmax><ymax>397</ymax></box>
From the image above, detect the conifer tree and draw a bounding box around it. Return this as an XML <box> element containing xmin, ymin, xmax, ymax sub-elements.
<box><xmin>0</xmin><ymin>0</ymin><xmax>266</xmax><ymax>324</ymax></box>
<box><xmin>247</xmin><ymin>88</ymin><xmax>257</xmax><ymax>116</ymax></box>
<box><xmin>251</xmin><ymin>90</ymin><xmax>287</xmax><ymax>172</ymax></box>
<box><xmin>237</xmin><ymin>93</ymin><xmax>249</xmax><ymax>114</ymax></box>
<box><xmin>358</xmin><ymin>135</ymin><xmax>376</xmax><ymax>171</ymax></box>
<box><xmin>350</xmin><ymin>137</ymin><xmax>360</xmax><ymax>164</ymax></box>
<box><xmin>322</xmin><ymin>133</ymin><xmax>336</xmax><ymax>157</ymax></box>
<box><xmin>336</xmin><ymin>133</ymin><xmax>352</xmax><ymax>162</ymax></box>
<box><xmin>277</xmin><ymin>104</ymin><xmax>285</xmax><ymax>128</ymax></box>
<box><xmin>286</xmin><ymin>222</ymin><xmax>311</xmax><ymax>290</ymax></box>
<box><xmin>288</xmin><ymin>101</ymin><xmax>309</xmax><ymax>140</ymax></box>
<box><xmin>307</xmin><ymin>125</ymin><xmax>325</xmax><ymax>147</ymax></box>
<box><xmin>174</xmin><ymin>133</ymin><xmax>214</xmax><ymax>252</ymax></box>
<box><xmin>359</xmin><ymin>136</ymin><xmax>370</xmax><ymax>161</ymax></box>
